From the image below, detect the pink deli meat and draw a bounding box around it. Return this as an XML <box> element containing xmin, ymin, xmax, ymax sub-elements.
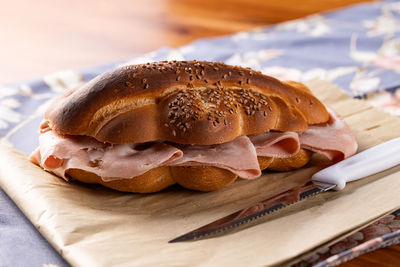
<box><xmin>299</xmin><ymin>107</ymin><xmax>358</xmax><ymax>162</ymax></box>
<box><xmin>30</xmin><ymin>130</ymin><xmax>183</xmax><ymax>181</ymax></box>
<box><xmin>248</xmin><ymin>132</ymin><xmax>300</xmax><ymax>158</ymax></box>
<box><xmin>30</xmin><ymin>107</ymin><xmax>357</xmax><ymax>182</ymax></box>
<box><xmin>167</xmin><ymin>136</ymin><xmax>261</xmax><ymax>179</ymax></box>
<box><xmin>30</xmin><ymin>131</ymin><xmax>262</xmax><ymax>180</ymax></box>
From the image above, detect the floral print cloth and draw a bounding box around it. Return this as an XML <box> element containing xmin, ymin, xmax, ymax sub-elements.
<box><xmin>1</xmin><ymin>0</ymin><xmax>400</xmax><ymax>266</ymax></box>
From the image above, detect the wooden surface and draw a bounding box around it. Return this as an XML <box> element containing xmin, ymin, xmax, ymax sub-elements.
<box><xmin>0</xmin><ymin>0</ymin><xmax>374</xmax><ymax>84</ymax></box>
<box><xmin>1</xmin><ymin>0</ymin><xmax>399</xmax><ymax>266</ymax></box>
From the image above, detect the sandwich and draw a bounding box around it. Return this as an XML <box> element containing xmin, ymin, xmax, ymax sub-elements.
<box><xmin>29</xmin><ymin>60</ymin><xmax>358</xmax><ymax>193</ymax></box>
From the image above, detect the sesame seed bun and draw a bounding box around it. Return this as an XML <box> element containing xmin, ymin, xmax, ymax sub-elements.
<box><xmin>45</xmin><ymin>60</ymin><xmax>329</xmax><ymax>145</ymax></box>
<box><xmin>36</xmin><ymin>61</ymin><xmax>328</xmax><ymax>192</ymax></box>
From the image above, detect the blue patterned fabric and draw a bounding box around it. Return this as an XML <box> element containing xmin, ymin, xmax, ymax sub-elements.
<box><xmin>1</xmin><ymin>1</ymin><xmax>400</xmax><ymax>265</ymax></box>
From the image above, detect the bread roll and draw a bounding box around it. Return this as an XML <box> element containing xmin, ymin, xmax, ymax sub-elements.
<box><xmin>32</xmin><ymin>61</ymin><xmax>331</xmax><ymax>193</ymax></box>
<box><xmin>45</xmin><ymin>61</ymin><xmax>328</xmax><ymax>145</ymax></box>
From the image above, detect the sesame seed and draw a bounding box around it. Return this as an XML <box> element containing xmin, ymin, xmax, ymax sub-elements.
<box><xmin>164</xmin><ymin>123</ymin><xmax>169</xmax><ymax>128</ymax></box>
<box><xmin>204</xmin><ymin>79</ymin><xmax>208</xmax><ymax>83</ymax></box>
<box><xmin>223</xmin><ymin>74</ymin><xmax>227</xmax><ymax>79</ymax></box>
<box><xmin>213</xmin><ymin>121</ymin><xmax>217</xmax><ymax>127</ymax></box>
<box><xmin>263</xmin><ymin>111</ymin><xmax>267</xmax><ymax>116</ymax></box>
<box><xmin>310</xmin><ymin>100</ymin><xmax>314</xmax><ymax>105</ymax></box>
<box><xmin>239</xmin><ymin>71</ymin><xmax>244</xmax><ymax>76</ymax></box>
<box><xmin>268</xmin><ymin>105</ymin><xmax>272</xmax><ymax>111</ymax></box>
<box><xmin>176</xmin><ymin>76</ymin><xmax>181</xmax><ymax>81</ymax></box>
<box><xmin>228</xmin><ymin>71</ymin><xmax>232</xmax><ymax>76</ymax></box>
<box><xmin>200</xmin><ymin>70</ymin><xmax>205</xmax><ymax>76</ymax></box>
<box><xmin>142</xmin><ymin>78</ymin><xmax>147</xmax><ymax>84</ymax></box>
<box><xmin>144</xmin><ymin>84</ymin><xmax>149</xmax><ymax>89</ymax></box>
<box><xmin>296</xmin><ymin>97</ymin><xmax>300</xmax><ymax>103</ymax></box>
<box><xmin>238</xmin><ymin>81</ymin><xmax>242</xmax><ymax>85</ymax></box>
<box><xmin>251</xmin><ymin>110</ymin><xmax>255</xmax><ymax>115</ymax></box>
<box><xmin>246</xmin><ymin>78</ymin><xmax>250</xmax><ymax>84</ymax></box>
<box><xmin>224</xmin><ymin>119</ymin><xmax>227</xmax><ymax>125</ymax></box>
<box><xmin>172</xmin><ymin>130</ymin><xmax>176</xmax><ymax>136</ymax></box>
<box><xmin>189</xmin><ymin>76</ymin><xmax>193</xmax><ymax>81</ymax></box>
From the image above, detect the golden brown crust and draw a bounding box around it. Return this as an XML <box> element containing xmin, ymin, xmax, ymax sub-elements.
<box><xmin>45</xmin><ymin>61</ymin><xmax>329</xmax><ymax>145</ymax></box>
<box><xmin>257</xmin><ymin>156</ymin><xmax>274</xmax><ymax>170</ymax></box>
<box><xmin>170</xmin><ymin>166</ymin><xmax>238</xmax><ymax>192</ymax></box>
<box><xmin>267</xmin><ymin>149</ymin><xmax>312</xmax><ymax>171</ymax></box>
<box><xmin>63</xmin><ymin>151</ymin><xmax>312</xmax><ymax>193</ymax></box>
<box><xmin>66</xmin><ymin>166</ymin><xmax>176</xmax><ymax>193</ymax></box>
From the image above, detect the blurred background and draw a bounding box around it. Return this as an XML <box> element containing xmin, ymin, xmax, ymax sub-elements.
<box><xmin>0</xmin><ymin>0</ymin><xmax>372</xmax><ymax>84</ymax></box>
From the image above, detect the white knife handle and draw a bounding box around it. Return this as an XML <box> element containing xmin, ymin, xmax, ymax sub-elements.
<box><xmin>312</xmin><ymin>137</ymin><xmax>400</xmax><ymax>190</ymax></box>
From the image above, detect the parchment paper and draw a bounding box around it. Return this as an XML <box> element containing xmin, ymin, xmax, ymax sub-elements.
<box><xmin>1</xmin><ymin>80</ymin><xmax>400</xmax><ymax>267</ymax></box>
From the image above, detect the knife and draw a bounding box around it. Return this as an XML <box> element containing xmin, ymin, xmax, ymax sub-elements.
<box><xmin>169</xmin><ymin>137</ymin><xmax>400</xmax><ymax>243</ymax></box>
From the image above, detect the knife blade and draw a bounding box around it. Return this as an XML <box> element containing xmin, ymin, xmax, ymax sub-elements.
<box><xmin>169</xmin><ymin>137</ymin><xmax>400</xmax><ymax>243</ymax></box>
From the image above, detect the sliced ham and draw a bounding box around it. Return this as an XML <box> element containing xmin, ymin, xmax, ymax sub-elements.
<box><xmin>30</xmin><ymin>131</ymin><xmax>261</xmax><ymax>181</ymax></box>
<box><xmin>167</xmin><ymin>136</ymin><xmax>261</xmax><ymax>179</ymax></box>
<box><xmin>31</xmin><ymin>130</ymin><xmax>183</xmax><ymax>181</ymax></box>
<box><xmin>299</xmin><ymin>107</ymin><xmax>358</xmax><ymax>162</ymax></box>
<box><xmin>99</xmin><ymin>143</ymin><xmax>183</xmax><ymax>181</ymax></box>
<box><xmin>248</xmin><ymin>132</ymin><xmax>300</xmax><ymax>158</ymax></box>
<box><xmin>30</xmin><ymin>107</ymin><xmax>357</xmax><ymax>183</ymax></box>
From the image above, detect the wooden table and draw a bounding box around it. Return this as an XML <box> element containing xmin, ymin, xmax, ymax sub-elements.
<box><xmin>1</xmin><ymin>0</ymin><xmax>398</xmax><ymax>265</ymax></box>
